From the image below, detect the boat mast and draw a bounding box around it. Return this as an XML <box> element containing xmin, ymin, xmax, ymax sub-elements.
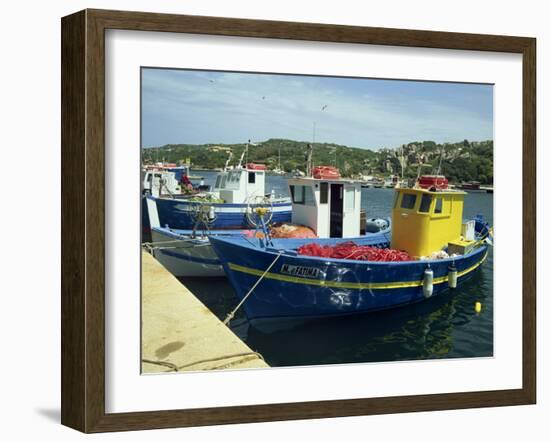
<box><xmin>224</xmin><ymin>150</ymin><xmax>233</xmax><ymax>171</ymax></box>
<box><xmin>237</xmin><ymin>140</ymin><xmax>250</xmax><ymax>169</ymax></box>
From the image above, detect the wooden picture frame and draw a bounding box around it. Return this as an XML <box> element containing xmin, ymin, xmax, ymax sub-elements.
<box><xmin>61</xmin><ymin>8</ymin><xmax>536</xmax><ymax>433</ymax></box>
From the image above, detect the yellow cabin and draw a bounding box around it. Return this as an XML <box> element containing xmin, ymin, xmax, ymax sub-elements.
<box><xmin>391</xmin><ymin>188</ymin><xmax>467</xmax><ymax>257</ymax></box>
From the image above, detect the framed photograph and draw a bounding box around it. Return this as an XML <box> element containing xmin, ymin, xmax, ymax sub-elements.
<box><xmin>61</xmin><ymin>9</ymin><xmax>536</xmax><ymax>433</ymax></box>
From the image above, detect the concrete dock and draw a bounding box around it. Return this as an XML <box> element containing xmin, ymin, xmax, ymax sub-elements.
<box><xmin>141</xmin><ymin>251</ymin><xmax>268</xmax><ymax>373</ymax></box>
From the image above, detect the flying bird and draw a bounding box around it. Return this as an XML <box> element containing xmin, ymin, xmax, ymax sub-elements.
<box><xmin>321</xmin><ymin>105</ymin><xmax>328</xmax><ymax>111</ymax></box>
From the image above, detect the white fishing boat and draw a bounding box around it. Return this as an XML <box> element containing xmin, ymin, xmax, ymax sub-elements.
<box><xmin>141</xmin><ymin>168</ymin><xmax>181</xmax><ymax>197</ymax></box>
<box><xmin>146</xmin><ymin>142</ymin><xmax>292</xmax><ymax>231</ymax></box>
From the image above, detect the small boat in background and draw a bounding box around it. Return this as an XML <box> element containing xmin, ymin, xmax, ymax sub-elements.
<box><xmin>141</xmin><ymin>163</ymin><xmax>212</xmax><ymax>241</ymax></box>
<box><xmin>142</xmin><ymin>168</ymin><xmax>182</xmax><ymax>197</ymax></box>
<box><xmin>383</xmin><ymin>175</ymin><xmax>400</xmax><ymax>188</ymax></box>
<box><xmin>361</xmin><ymin>176</ymin><xmax>384</xmax><ymax>188</ymax></box>
<box><xmin>268</xmin><ymin>145</ymin><xmax>286</xmax><ymax>175</ymax></box>
<box><xmin>457</xmin><ymin>181</ymin><xmax>486</xmax><ymax>192</ymax></box>
<box><xmin>210</xmin><ymin>181</ymin><xmax>492</xmax><ymax>321</ymax></box>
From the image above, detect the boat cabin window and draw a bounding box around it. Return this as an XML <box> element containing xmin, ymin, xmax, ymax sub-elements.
<box><xmin>229</xmin><ymin>171</ymin><xmax>240</xmax><ymax>183</ymax></box>
<box><xmin>215</xmin><ymin>175</ymin><xmax>221</xmax><ymax>189</ymax></box>
<box><xmin>393</xmin><ymin>191</ymin><xmax>399</xmax><ymax>208</ymax></box>
<box><xmin>146</xmin><ymin>173</ymin><xmax>152</xmax><ymax>182</ymax></box>
<box><xmin>320</xmin><ymin>182</ymin><xmax>328</xmax><ymax>204</ymax></box>
<box><xmin>434</xmin><ymin>197</ymin><xmax>443</xmax><ymax>214</ymax></box>
<box><xmin>291</xmin><ymin>185</ymin><xmax>304</xmax><ymax>204</ymax></box>
<box><xmin>220</xmin><ymin>174</ymin><xmax>227</xmax><ymax>189</ymax></box>
<box><xmin>419</xmin><ymin>194</ymin><xmax>432</xmax><ymax>213</ymax></box>
<box><xmin>290</xmin><ymin>185</ymin><xmax>315</xmax><ymax>206</ymax></box>
<box><xmin>345</xmin><ymin>187</ymin><xmax>355</xmax><ymax>210</ymax></box>
<box><xmin>248</xmin><ymin>172</ymin><xmax>256</xmax><ymax>184</ymax></box>
<box><xmin>401</xmin><ymin>193</ymin><xmax>417</xmax><ymax>210</ymax></box>
<box><xmin>304</xmin><ymin>186</ymin><xmax>315</xmax><ymax>206</ymax></box>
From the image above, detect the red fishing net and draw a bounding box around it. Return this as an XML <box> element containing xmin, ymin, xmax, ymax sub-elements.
<box><xmin>297</xmin><ymin>241</ymin><xmax>413</xmax><ymax>262</ymax></box>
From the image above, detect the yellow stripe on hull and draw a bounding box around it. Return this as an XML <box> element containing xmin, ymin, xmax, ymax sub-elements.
<box><xmin>227</xmin><ymin>252</ymin><xmax>488</xmax><ymax>290</ymax></box>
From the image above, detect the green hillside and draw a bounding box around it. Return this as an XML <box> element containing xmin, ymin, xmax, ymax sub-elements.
<box><xmin>142</xmin><ymin>138</ymin><xmax>493</xmax><ymax>184</ymax></box>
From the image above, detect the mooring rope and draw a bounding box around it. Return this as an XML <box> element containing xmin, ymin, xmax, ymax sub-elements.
<box><xmin>141</xmin><ymin>359</ymin><xmax>179</xmax><ymax>372</ymax></box>
<box><xmin>223</xmin><ymin>251</ymin><xmax>283</xmax><ymax>325</ymax></box>
<box><xmin>142</xmin><ymin>240</ymin><xmax>212</xmax><ymax>253</ymax></box>
<box><xmin>142</xmin><ymin>351</ymin><xmax>265</xmax><ymax>372</ymax></box>
<box><xmin>177</xmin><ymin>351</ymin><xmax>265</xmax><ymax>370</ymax></box>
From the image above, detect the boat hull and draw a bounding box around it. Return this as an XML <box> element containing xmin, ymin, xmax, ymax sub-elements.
<box><xmin>150</xmin><ymin>228</ymin><xmax>242</xmax><ymax>277</ymax></box>
<box><xmin>151</xmin><ymin>196</ymin><xmax>292</xmax><ymax>230</ymax></box>
<box><xmin>210</xmin><ymin>236</ymin><xmax>488</xmax><ymax>320</ymax></box>
<box><xmin>149</xmin><ymin>224</ymin><xmax>392</xmax><ymax>278</ymax></box>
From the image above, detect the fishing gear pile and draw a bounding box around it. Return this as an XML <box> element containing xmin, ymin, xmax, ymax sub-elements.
<box><xmin>297</xmin><ymin>241</ymin><xmax>413</xmax><ymax>262</ymax></box>
<box><xmin>270</xmin><ymin>223</ymin><xmax>317</xmax><ymax>239</ymax></box>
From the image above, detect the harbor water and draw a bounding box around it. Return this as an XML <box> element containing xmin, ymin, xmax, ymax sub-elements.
<box><xmin>182</xmin><ymin>171</ymin><xmax>494</xmax><ymax>367</ymax></box>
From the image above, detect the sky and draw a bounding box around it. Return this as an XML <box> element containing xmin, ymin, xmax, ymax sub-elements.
<box><xmin>141</xmin><ymin>68</ymin><xmax>493</xmax><ymax>150</ymax></box>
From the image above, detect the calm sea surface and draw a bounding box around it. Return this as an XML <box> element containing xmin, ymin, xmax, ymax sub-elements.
<box><xmin>181</xmin><ymin>171</ymin><xmax>493</xmax><ymax>366</ymax></box>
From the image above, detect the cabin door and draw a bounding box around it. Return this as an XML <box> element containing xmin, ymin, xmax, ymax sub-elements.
<box><xmin>330</xmin><ymin>183</ymin><xmax>344</xmax><ymax>238</ymax></box>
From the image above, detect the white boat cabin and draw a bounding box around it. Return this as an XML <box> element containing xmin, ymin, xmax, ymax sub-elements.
<box><xmin>142</xmin><ymin>170</ymin><xmax>181</xmax><ymax>197</ymax></box>
<box><xmin>288</xmin><ymin>177</ymin><xmax>362</xmax><ymax>238</ymax></box>
<box><xmin>213</xmin><ymin>165</ymin><xmax>266</xmax><ymax>204</ymax></box>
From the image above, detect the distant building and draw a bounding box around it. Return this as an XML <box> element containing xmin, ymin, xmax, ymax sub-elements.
<box><xmin>208</xmin><ymin>146</ymin><xmax>232</xmax><ymax>153</ymax></box>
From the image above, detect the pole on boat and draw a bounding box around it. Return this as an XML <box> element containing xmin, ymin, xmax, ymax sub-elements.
<box><xmin>223</xmin><ymin>150</ymin><xmax>233</xmax><ymax>171</ymax></box>
<box><xmin>237</xmin><ymin>140</ymin><xmax>250</xmax><ymax>169</ymax></box>
<box><xmin>306</xmin><ymin>143</ymin><xmax>313</xmax><ymax>177</ymax></box>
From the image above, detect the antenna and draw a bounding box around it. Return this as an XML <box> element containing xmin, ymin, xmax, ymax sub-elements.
<box><xmin>309</xmin><ymin>104</ymin><xmax>327</xmax><ymax>176</ymax></box>
<box><xmin>400</xmin><ymin>145</ymin><xmax>405</xmax><ymax>181</ymax></box>
<box><xmin>436</xmin><ymin>146</ymin><xmax>444</xmax><ymax>175</ymax></box>
<box><xmin>306</xmin><ymin>143</ymin><xmax>313</xmax><ymax>177</ymax></box>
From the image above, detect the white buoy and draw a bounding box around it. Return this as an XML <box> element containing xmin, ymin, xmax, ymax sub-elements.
<box><xmin>423</xmin><ymin>266</ymin><xmax>434</xmax><ymax>298</ymax></box>
<box><xmin>448</xmin><ymin>263</ymin><xmax>458</xmax><ymax>289</ymax></box>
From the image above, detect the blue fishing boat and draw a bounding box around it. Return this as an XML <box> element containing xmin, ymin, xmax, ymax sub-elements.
<box><xmin>150</xmin><ymin>193</ymin><xmax>292</xmax><ymax>231</ymax></box>
<box><xmin>145</xmin><ymin>173</ymin><xmax>391</xmax><ymax>277</ymax></box>
<box><xmin>210</xmin><ymin>185</ymin><xmax>492</xmax><ymax>321</ymax></box>
<box><xmin>145</xmin><ymin>142</ymin><xmax>292</xmax><ymax>231</ymax></box>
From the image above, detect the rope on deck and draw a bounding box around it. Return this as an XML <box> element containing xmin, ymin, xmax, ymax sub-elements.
<box><xmin>223</xmin><ymin>251</ymin><xmax>283</xmax><ymax>325</ymax></box>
